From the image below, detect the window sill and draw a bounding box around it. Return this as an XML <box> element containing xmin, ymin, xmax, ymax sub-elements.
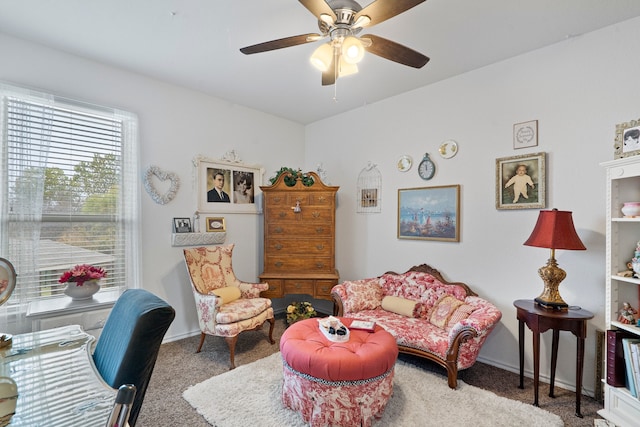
<box><xmin>26</xmin><ymin>289</ymin><xmax>120</xmax><ymax>320</ymax></box>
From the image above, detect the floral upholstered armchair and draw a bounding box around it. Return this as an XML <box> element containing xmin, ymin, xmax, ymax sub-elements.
<box><xmin>183</xmin><ymin>244</ymin><xmax>275</xmax><ymax>369</ymax></box>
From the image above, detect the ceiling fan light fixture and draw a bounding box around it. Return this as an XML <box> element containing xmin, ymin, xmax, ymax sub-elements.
<box><xmin>352</xmin><ymin>15</ymin><xmax>371</xmax><ymax>29</ymax></box>
<box><xmin>338</xmin><ymin>57</ymin><xmax>358</xmax><ymax>77</ymax></box>
<box><xmin>319</xmin><ymin>13</ymin><xmax>335</xmax><ymax>26</ymax></box>
<box><xmin>310</xmin><ymin>43</ymin><xmax>333</xmax><ymax>71</ymax></box>
<box><xmin>341</xmin><ymin>36</ymin><xmax>364</xmax><ymax>64</ymax></box>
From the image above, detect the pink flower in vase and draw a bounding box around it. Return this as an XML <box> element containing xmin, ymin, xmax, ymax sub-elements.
<box><xmin>59</xmin><ymin>264</ymin><xmax>106</xmax><ymax>286</ymax></box>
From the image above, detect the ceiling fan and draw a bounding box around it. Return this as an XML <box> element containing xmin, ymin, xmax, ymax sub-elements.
<box><xmin>240</xmin><ymin>0</ymin><xmax>430</xmax><ymax>86</ymax></box>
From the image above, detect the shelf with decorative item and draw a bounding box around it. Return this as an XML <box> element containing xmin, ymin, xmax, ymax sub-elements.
<box><xmin>171</xmin><ymin>232</ymin><xmax>226</xmax><ymax>247</ymax></box>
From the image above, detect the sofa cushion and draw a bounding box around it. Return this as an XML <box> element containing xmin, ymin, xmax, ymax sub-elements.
<box><xmin>413</xmin><ymin>302</ymin><xmax>431</xmax><ymax>319</ymax></box>
<box><xmin>381</xmin><ymin>296</ymin><xmax>416</xmax><ymax>317</ymax></box>
<box><xmin>210</xmin><ymin>286</ymin><xmax>241</xmax><ymax>304</ymax></box>
<box><xmin>342</xmin><ymin>279</ymin><xmax>383</xmax><ymax>313</ymax></box>
<box><xmin>430</xmin><ymin>295</ymin><xmax>464</xmax><ymax>329</ymax></box>
<box><xmin>445</xmin><ymin>304</ymin><xmax>476</xmax><ymax>331</ymax></box>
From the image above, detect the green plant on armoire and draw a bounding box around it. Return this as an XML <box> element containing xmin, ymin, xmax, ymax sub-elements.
<box><xmin>269</xmin><ymin>167</ymin><xmax>314</xmax><ymax>187</ymax></box>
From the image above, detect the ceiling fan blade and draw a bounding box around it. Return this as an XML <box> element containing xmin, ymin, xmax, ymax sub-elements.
<box><xmin>240</xmin><ymin>33</ymin><xmax>322</xmax><ymax>55</ymax></box>
<box><xmin>355</xmin><ymin>0</ymin><xmax>426</xmax><ymax>28</ymax></box>
<box><xmin>321</xmin><ymin>57</ymin><xmax>337</xmax><ymax>86</ymax></box>
<box><xmin>299</xmin><ymin>0</ymin><xmax>337</xmax><ymax>22</ymax></box>
<box><xmin>363</xmin><ymin>34</ymin><xmax>429</xmax><ymax>68</ymax></box>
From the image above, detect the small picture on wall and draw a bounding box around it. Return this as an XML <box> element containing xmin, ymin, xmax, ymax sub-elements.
<box><xmin>360</xmin><ymin>188</ymin><xmax>378</xmax><ymax>208</ymax></box>
<box><xmin>614</xmin><ymin>118</ymin><xmax>640</xmax><ymax>159</ymax></box>
<box><xmin>495</xmin><ymin>152</ymin><xmax>546</xmax><ymax>210</ymax></box>
<box><xmin>513</xmin><ymin>120</ymin><xmax>538</xmax><ymax>149</ymax></box>
<box><xmin>206</xmin><ymin>168</ymin><xmax>231</xmax><ymax>203</ymax></box>
<box><xmin>173</xmin><ymin>217</ymin><xmax>192</xmax><ymax>233</ymax></box>
<box><xmin>232</xmin><ymin>171</ymin><xmax>254</xmax><ymax>204</ymax></box>
<box><xmin>205</xmin><ymin>217</ymin><xmax>226</xmax><ymax>232</ymax></box>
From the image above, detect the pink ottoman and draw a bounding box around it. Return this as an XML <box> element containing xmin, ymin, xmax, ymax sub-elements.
<box><xmin>280</xmin><ymin>317</ymin><xmax>398</xmax><ymax>427</ymax></box>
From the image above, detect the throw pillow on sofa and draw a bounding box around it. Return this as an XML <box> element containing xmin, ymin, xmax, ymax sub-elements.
<box><xmin>342</xmin><ymin>279</ymin><xmax>384</xmax><ymax>313</ymax></box>
<box><xmin>445</xmin><ymin>303</ymin><xmax>476</xmax><ymax>331</ymax></box>
<box><xmin>381</xmin><ymin>295</ymin><xmax>417</xmax><ymax>317</ymax></box>
<box><xmin>430</xmin><ymin>295</ymin><xmax>464</xmax><ymax>329</ymax></box>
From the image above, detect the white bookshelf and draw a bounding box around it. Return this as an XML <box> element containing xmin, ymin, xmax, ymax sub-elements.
<box><xmin>599</xmin><ymin>157</ymin><xmax>640</xmax><ymax>426</ymax></box>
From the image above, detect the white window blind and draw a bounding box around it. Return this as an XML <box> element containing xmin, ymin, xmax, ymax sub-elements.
<box><xmin>0</xmin><ymin>84</ymin><xmax>140</xmax><ymax>309</ymax></box>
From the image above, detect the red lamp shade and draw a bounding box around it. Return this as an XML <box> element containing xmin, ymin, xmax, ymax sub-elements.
<box><xmin>523</xmin><ymin>209</ymin><xmax>586</xmax><ymax>251</ymax></box>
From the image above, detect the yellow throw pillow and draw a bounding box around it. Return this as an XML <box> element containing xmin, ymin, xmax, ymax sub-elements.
<box><xmin>210</xmin><ymin>286</ymin><xmax>241</xmax><ymax>304</ymax></box>
<box><xmin>381</xmin><ymin>295</ymin><xmax>417</xmax><ymax>317</ymax></box>
<box><xmin>430</xmin><ymin>295</ymin><xmax>464</xmax><ymax>329</ymax></box>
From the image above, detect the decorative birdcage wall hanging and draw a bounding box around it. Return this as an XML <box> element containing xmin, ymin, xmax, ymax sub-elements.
<box><xmin>356</xmin><ymin>161</ymin><xmax>382</xmax><ymax>213</ymax></box>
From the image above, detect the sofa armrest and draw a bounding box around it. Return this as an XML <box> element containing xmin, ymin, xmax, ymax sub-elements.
<box><xmin>238</xmin><ymin>281</ymin><xmax>269</xmax><ymax>299</ymax></box>
<box><xmin>448</xmin><ymin>296</ymin><xmax>502</xmax><ymax>341</ymax></box>
<box><xmin>331</xmin><ymin>278</ymin><xmax>383</xmax><ymax>315</ymax></box>
<box><xmin>331</xmin><ymin>283</ymin><xmax>348</xmax><ymax>316</ymax></box>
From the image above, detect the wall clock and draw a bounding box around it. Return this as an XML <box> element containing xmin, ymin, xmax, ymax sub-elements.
<box><xmin>418</xmin><ymin>153</ymin><xmax>436</xmax><ymax>180</ymax></box>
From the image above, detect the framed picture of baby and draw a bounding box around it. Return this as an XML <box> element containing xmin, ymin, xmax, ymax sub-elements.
<box><xmin>495</xmin><ymin>152</ymin><xmax>546</xmax><ymax>210</ymax></box>
<box><xmin>613</xmin><ymin>118</ymin><xmax>640</xmax><ymax>159</ymax></box>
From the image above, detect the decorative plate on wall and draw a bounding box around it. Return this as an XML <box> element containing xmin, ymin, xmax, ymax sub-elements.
<box><xmin>397</xmin><ymin>155</ymin><xmax>413</xmax><ymax>172</ymax></box>
<box><xmin>438</xmin><ymin>140</ymin><xmax>458</xmax><ymax>159</ymax></box>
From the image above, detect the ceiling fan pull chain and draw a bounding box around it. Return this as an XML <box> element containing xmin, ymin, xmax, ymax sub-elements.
<box><xmin>333</xmin><ymin>46</ymin><xmax>339</xmax><ymax>102</ymax></box>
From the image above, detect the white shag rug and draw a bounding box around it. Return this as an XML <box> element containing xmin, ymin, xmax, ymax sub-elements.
<box><xmin>183</xmin><ymin>352</ymin><xmax>563</xmax><ymax>427</ymax></box>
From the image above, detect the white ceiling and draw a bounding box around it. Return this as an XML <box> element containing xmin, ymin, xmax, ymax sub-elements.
<box><xmin>2</xmin><ymin>0</ymin><xmax>640</xmax><ymax>125</ymax></box>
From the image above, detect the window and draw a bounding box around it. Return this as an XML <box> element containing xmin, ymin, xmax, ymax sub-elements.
<box><xmin>0</xmin><ymin>83</ymin><xmax>140</xmax><ymax>317</ymax></box>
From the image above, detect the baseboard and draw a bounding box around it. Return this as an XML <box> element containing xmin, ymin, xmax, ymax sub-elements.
<box><xmin>162</xmin><ymin>329</ymin><xmax>200</xmax><ymax>344</ymax></box>
<box><xmin>474</xmin><ymin>355</ymin><xmax>595</xmax><ymax>398</ymax></box>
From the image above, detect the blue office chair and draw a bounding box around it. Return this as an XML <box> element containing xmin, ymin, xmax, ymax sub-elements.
<box><xmin>93</xmin><ymin>289</ymin><xmax>175</xmax><ymax>427</ymax></box>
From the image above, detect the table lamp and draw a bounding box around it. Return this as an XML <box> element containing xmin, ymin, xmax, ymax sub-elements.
<box><xmin>523</xmin><ymin>209</ymin><xmax>586</xmax><ymax>310</ymax></box>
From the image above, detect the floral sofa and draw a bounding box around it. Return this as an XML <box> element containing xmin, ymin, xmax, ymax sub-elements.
<box><xmin>331</xmin><ymin>264</ymin><xmax>502</xmax><ymax>389</ymax></box>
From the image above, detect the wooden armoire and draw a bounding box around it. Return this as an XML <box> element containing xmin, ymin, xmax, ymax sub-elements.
<box><xmin>259</xmin><ymin>171</ymin><xmax>339</xmax><ymax>301</ymax></box>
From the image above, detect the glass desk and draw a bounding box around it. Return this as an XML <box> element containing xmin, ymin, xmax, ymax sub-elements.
<box><xmin>0</xmin><ymin>325</ymin><xmax>116</xmax><ymax>426</ymax></box>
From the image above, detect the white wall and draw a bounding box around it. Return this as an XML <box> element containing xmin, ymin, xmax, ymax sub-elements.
<box><xmin>305</xmin><ymin>17</ymin><xmax>640</xmax><ymax>394</ymax></box>
<box><xmin>2</xmin><ymin>15</ymin><xmax>640</xmax><ymax>395</ymax></box>
<box><xmin>0</xmin><ymin>33</ymin><xmax>306</xmax><ymax>341</ymax></box>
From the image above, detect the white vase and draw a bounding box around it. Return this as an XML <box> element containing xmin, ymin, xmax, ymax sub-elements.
<box><xmin>64</xmin><ymin>279</ymin><xmax>100</xmax><ymax>301</ymax></box>
<box><xmin>621</xmin><ymin>202</ymin><xmax>640</xmax><ymax>217</ymax></box>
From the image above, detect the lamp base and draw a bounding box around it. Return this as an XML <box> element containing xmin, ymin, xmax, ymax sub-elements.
<box><xmin>534</xmin><ymin>256</ymin><xmax>570</xmax><ymax>311</ymax></box>
<box><xmin>534</xmin><ymin>297</ymin><xmax>568</xmax><ymax>311</ymax></box>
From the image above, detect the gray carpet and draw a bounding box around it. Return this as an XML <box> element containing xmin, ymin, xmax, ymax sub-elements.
<box><xmin>137</xmin><ymin>315</ymin><xmax>603</xmax><ymax>426</ymax></box>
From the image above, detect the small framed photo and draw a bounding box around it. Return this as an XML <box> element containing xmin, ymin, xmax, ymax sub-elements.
<box><xmin>614</xmin><ymin>118</ymin><xmax>640</xmax><ymax>159</ymax></box>
<box><xmin>397</xmin><ymin>185</ymin><xmax>460</xmax><ymax>242</ymax></box>
<box><xmin>496</xmin><ymin>152</ymin><xmax>546</xmax><ymax>210</ymax></box>
<box><xmin>173</xmin><ymin>217</ymin><xmax>192</xmax><ymax>233</ymax></box>
<box><xmin>360</xmin><ymin>188</ymin><xmax>378</xmax><ymax>208</ymax></box>
<box><xmin>205</xmin><ymin>217</ymin><xmax>226</xmax><ymax>232</ymax></box>
<box><xmin>513</xmin><ymin>120</ymin><xmax>538</xmax><ymax>149</ymax></box>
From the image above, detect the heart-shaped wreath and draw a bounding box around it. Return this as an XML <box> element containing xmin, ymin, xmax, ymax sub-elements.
<box><xmin>144</xmin><ymin>165</ymin><xmax>180</xmax><ymax>205</ymax></box>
